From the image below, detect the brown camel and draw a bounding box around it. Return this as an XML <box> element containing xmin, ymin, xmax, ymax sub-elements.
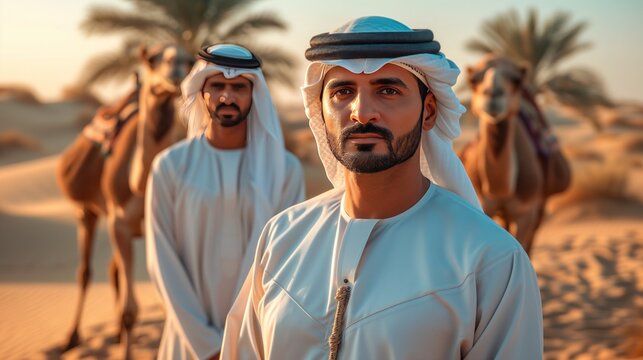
<box><xmin>56</xmin><ymin>44</ymin><xmax>193</xmax><ymax>358</ymax></box>
<box><xmin>459</xmin><ymin>55</ymin><xmax>571</xmax><ymax>256</ymax></box>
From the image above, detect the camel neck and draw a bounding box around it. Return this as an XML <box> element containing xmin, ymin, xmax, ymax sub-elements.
<box><xmin>140</xmin><ymin>95</ymin><xmax>175</xmax><ymax>142</ymax></box>
<box><xmin>478</xmin><ymin>117</ymin><xmax>517</xmax><ymax>197</ymax></box>
<box><xmin>480</xmin><ymin>118</ymin><xmax>514</xmax><ymax>157</ymax></box>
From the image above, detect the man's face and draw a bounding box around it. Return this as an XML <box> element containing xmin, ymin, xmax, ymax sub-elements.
<box><xmin>321</xmin><ymin>64</ymin><xmax>436</xmax><ymax>173</ymax></box>
<box><xmin>202</xmin><ymin>73</ymin><xmax>253</xmax><ymax>127</ymax></box>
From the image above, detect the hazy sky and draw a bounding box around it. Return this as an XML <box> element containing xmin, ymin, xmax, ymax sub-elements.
<box><xmin>1</xmin><ymin>0</ymin><xmax>642</xmax><ymax>103</ymax></box>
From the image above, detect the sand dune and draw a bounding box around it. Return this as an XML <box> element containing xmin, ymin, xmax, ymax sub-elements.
<box><xmin>0</xmin><ymin>283</ymin><xmax>162</xmax><ymax>359</ymax></box>
<box><xmin>533</xmin><ymin>201</ymin><xmax>643</xmax><ymax>359</ymax></box>
<box><xmin>0</xmin><ymin>99</ymin><xmax>96</xmax><ymax>167</ymax></box>
<box><xmin>0</xmin><ymin>99</ymin><xmax>159</xmax><ymax>359</ymax></box>
<box><xmin>0</xmin><ymin>155</ymin><xmax>73</xmax><ymax>220</ymax></box>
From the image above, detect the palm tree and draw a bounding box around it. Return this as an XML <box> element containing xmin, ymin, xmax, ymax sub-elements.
<box><xmin>76</xmin><ymin>0</ymin><xmax>295</xmax><ymax>90</ymax></box>
<box><xmin>467</xmin><ymin>8</ymin><xmax>611</xmax><ymax>130</ymax></box>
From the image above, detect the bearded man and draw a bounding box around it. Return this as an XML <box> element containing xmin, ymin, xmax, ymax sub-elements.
<box><xmin>221</xmin><ymin>17</ymin><xmax>542</xmax><ymax>360</ymax></box>
<box><xmin>146</xmin><ymin>44</ymin><xmax>305</xmax><ymax>360</ymax></box>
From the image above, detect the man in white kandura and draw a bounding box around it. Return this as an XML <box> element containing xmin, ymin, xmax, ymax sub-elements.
<box><xmin>146</xmin><ymin>44</ymin><xmax>305</xmax><ymax>360</ymax></box>
<box><xmin>220</xmin><ymin>17</ymin><xmax>543</xmax><ymax>360</ymax></box>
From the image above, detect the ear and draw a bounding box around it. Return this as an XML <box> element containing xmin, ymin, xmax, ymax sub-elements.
<box><xmin>422</xmin><ymin>92</ymin><xmax>438</xmax><ymax>131</ymax></box>
<box><xmin>139</xmin><ymin>45</ymin><xmax>153</xmax><ymax>71</ymax></box>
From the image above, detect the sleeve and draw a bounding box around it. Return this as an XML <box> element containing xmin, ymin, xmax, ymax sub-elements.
<box><xmin>463</xmin><ymin>250</ymin><xmax>543</xmax><ymax>360</ymax></box>
<box><xmin>145</xmin><ymin>156</ymin><xmax>222</xmax><ymax>359</ymax></box>
<box><xmin>220</xmin><ymin>224</ymin><xmax>272</xmax><ymax>360</ymax></box>
<box><xmin>278</xmin><ymin>153</ymin><xmax>306</xmax><ymax>211</ymax></box>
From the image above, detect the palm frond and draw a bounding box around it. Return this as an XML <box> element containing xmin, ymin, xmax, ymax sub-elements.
<box><xmin>202</xmin><ymin>0</ymin><xmax>257</xmax><ymax>25</ymax></box>
<box><xmin>78</xmin><ymin>0</ymin><xmax>294</xmax><ymax>87</ymax></box>
<box><xmin>77</xmin><ymin>42</ymin><xmax>141</xmax><ymax>89</ymax></box>
<box><xmin>81</xmin><ymin>6</ymin><xmax>178</xmax><ymax>42</ymax></box>
<box><xmin>218</xmin><ymin>12</ymin><xmax>287</xmax><ymax>41</ymax></box>
<box><xmin>465</xmin><ymin>39</ymin><xmax>495</xmax><ymax>55</ymax></box>
<box><xmin>545</xmin><ymin>23</ymin><xmax>591</xmax><ymax>69</ymax></box>
<box><xmin>543</xmin><ymin>68</ymin><xmax>611</xmax><ymax>107</ymax></box>
<box><xmin>467</xmin><ymin>8</ymin><xmax>610</xmax><ymax>131</ymax></box>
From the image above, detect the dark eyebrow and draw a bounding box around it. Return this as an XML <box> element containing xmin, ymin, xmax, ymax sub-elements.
<box><xmin>209</xmin><ymin>80</ymin><xmax>250</xmax><ymax>86</ymax></box>
<box><xmin>324</xmin><ymin>77</ymin><xmax>409</xmax><ymax>91</ymax></box>
<box><xmin>370</xmin><ymin>77</ymin><xmax>409</xmax><ymax>89</ymax></box>
<box><xmin>325</xmin><ymin>80</ymin><xmax>355</xmax><ymax>90</ymax></box>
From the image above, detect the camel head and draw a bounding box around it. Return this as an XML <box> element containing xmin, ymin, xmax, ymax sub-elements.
<box><xmin>468</xmin><ymin>55</ymin><xmax>526</xmax><ymax>125</ymax></box>
<box><xmin>139</xmin><ymin>45</ymin><xmax>195</xmax><ymax>99</ymax></box>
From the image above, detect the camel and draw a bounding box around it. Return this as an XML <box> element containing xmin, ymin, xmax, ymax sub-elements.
<box><xmin>56</xmin><ymin>44</ymin><xmax>193</xmax><ymax>358</ymax></box>
<box><xmin>459</xmin><ymin>55</ymin><xmax>571</xmax><ymax>256</ymax></box>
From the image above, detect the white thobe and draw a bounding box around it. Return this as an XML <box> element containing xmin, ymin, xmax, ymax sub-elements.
<box><xmin>221</xmin><ymin>184</ymin><xmax>543</xmax><ymax>359</ymax></box>
<box><xmin>146</xmin><ymin>135</ymin><xmax>305</xmax><ymax>360</ymax></box>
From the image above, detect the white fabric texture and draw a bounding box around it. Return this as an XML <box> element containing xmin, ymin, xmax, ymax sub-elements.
<box><xmin>145</xmin><ymin>45</ymin><xmax>306</xmax><ymax>359</ymax></box>
<box><xmin>181</xmin><ymin>47</ymin><xmax>289</xmax><ymax>252</ymax></box>
<box><xmin>301</xmin><ymin>16</ymin><xmax>480</xmax><ymax>209</ymax></box>
<box><xmin>220</xmin><ymin>185</ymin><xmax>543</xmax><ymax>359</ymax></box>
<box><xmin>147</xmin><ymin>136</ymin><xmax>305</xmax><ymax>359</ymax></box>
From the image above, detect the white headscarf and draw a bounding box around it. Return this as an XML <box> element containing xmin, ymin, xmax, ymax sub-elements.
<box><xmin>181</xmin><ymin>44</ymin><xmax>288</xmax><ymax>244</ymax></box>
<box><xmin>301</xmin><ymin>16</ymin><xmax>481</xmax><ymax>209</ymax></box>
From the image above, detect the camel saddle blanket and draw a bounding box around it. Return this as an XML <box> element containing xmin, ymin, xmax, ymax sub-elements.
<box><xmin>82</xmin><ymin>102</ymin><xmax>138</xmax><ymax>156</ymax></box>
<box><xmin>517</xmin><ymin>91</ymin><xmax>571</xmax><ymax>196</ymax></box>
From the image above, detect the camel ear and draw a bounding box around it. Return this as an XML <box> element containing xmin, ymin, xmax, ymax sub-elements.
<box><xmin>139</xmin><ymin>45</ymin><xmax>154</xmax><ymax>71</ymax></box>
<box><xmin>466</xmin><ymin>66</ymin><xmax>477</xmax><ymax>90</ymax></box>
<box><xmin>514</xmin><ymin>64</ymin><xmax>528</xmax><ymax>89</ymax></box>
<box><xmin>133</xmin><ymin>72</ymin><xmax>141</xmax><ymax>89</ymax></box>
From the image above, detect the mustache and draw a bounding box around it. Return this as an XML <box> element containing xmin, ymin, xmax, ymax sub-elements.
<box><xmin>340</xmin><ymin>122</ymin><xmax>393</xmax><ymax>144</ymax></box>
<box><xmin>215</xmin><ymin>103</ymin><xmax>241</xmax><ymax>112</ymax></box>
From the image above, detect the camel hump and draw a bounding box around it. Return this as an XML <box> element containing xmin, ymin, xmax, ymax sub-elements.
<box><xmin>82</xmin><ymin>91</ymin><xmax>140</xmax><ymax>156</ymax></box>
<box><xmin>58</xmin><ymin>89</ymin><xmax>140</xmax><ymax>203</ymax></box>
<box><xmin>57</xmin><ymin>135</ymin><xmax>104</xmax><ymax>203</ymax></box>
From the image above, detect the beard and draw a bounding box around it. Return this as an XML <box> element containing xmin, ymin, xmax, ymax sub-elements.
<box><xmin>326</xmin><ymin>113</ymin><xmax>424</xmax><ymax>174</ymax></box>
<box><xmin>210</xmin><ymin>103</ymin><xmax>250</xmax><ymax>128</ymax></box>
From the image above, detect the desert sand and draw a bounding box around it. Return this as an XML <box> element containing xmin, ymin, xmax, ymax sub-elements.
<box><xmin>1</xmin><ymin>94</ymin><xmax>642</xmax><ymax>359</ymax></box>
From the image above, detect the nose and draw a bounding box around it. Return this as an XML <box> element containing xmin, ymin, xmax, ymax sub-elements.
<box><xmin>350</xmin><ymin>93</ymin><xmax>380</xmax><ymax>125</ymax></box>
<box><xmin>219</xmin><ymin>88</ymin><xmax>235</xmax><ymax>105</ymax></box>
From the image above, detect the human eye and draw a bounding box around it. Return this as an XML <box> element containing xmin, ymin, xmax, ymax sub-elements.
<box><xmin>378</xmin><ymin>87</ymin><xmax>400</xmax><ymax>96</ymax></box>
<box><xmin>332</xmin><ymin>88</ymin><xmax>353</xmax><ymax>98</ymax></box>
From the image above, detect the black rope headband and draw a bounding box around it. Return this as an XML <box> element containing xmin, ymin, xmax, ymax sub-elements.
<box><xmin>198</xmin><ymin>45</ymin><xmax>261</xmax><ymax>69</ymax></box>
<box><xmin>305</xmin><ymin>30</ymin><xmax>440</xmax><ymax>61</ymax></box>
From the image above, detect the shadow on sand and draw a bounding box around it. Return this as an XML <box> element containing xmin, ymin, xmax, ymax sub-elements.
<box><xmin>535</xmin><ymin>225</ymin><xmax>643</xmax><ymax>359</ymax></box>
<box><xmin>42</xmin><ymin>305</ymin><xmax>164</xmax><ymax>359</ymax></box>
